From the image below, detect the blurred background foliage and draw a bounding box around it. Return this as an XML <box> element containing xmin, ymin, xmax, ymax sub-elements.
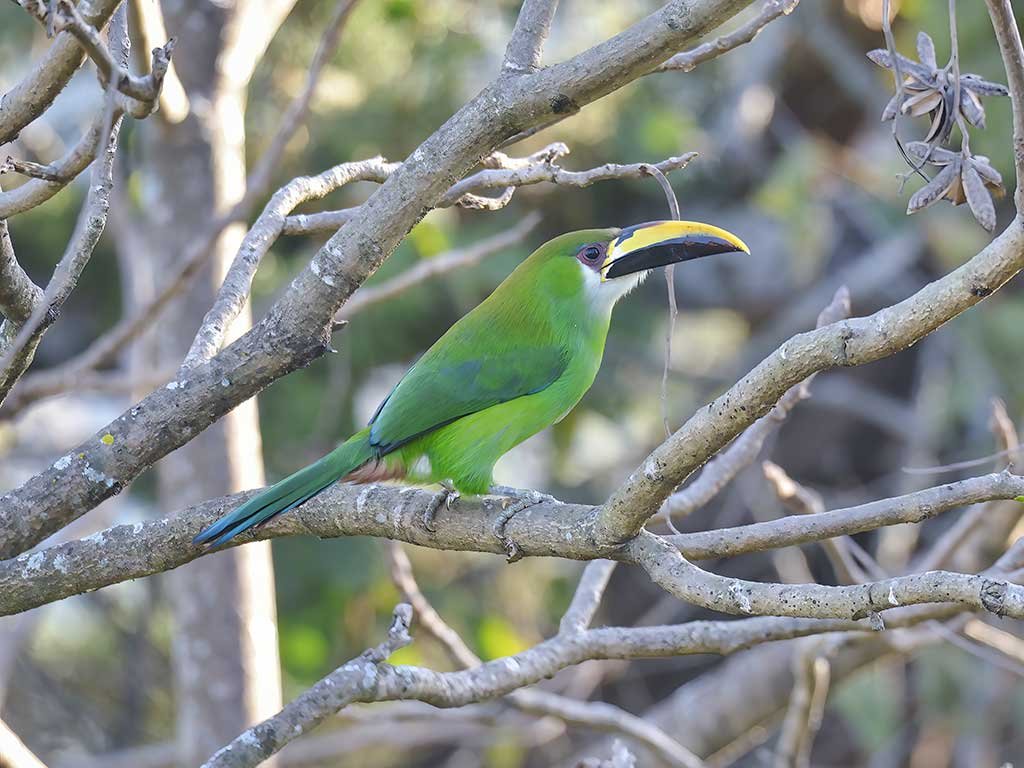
<box><xmin>2</xmin><ymin>0</ymin><xmax>1023</xmax><ymax>765</ymax></box>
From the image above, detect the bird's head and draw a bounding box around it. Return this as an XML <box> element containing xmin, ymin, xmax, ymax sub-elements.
<box><xmin>528</xmin><ymin>220</ymin><xmax>749</xmax><ymax>311</ymax></box>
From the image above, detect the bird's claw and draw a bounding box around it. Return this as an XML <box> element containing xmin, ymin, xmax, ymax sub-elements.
<box><xmin>491</xmin><ymin>487</ymin><xmax>555</xmax><ymax>563</ymax></box>
<box><xmin>422</xmin><ymin>482</ymin><xmax>459</xmax><ymax>533</ymax></box>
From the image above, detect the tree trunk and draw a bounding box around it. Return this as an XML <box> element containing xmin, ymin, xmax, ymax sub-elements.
<box><xmin>134</xmin><ymin>1</ymin><xmax>295</xmax><ymax>763</ymax></box>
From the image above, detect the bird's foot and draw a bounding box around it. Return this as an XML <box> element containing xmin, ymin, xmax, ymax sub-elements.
<box><xmin>422</xmin><ymin>480</ymin><xmax>460</xmax><ymax>533</ymax></box>
<box><xmin>490</xmin><ymin>486</ymin><xmax>556</xmax><ymax>564</ymax></box>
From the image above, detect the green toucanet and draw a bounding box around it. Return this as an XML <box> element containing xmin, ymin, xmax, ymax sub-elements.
<box><xmin>194</xmin><ymin>220</ymin><xmax>749</xmax><ymax>549</ymax></box>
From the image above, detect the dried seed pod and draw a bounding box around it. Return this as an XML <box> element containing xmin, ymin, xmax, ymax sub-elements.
<box><xmin>867</xmin><ymin>44</ymin><xmax>1007</xmax><ymax>139</ymax></box>
<box><xmin>962</xmin><ymin>161</ymin><xmax>996</xmax><ymax>231</ymax></box>
<box><xmin>904</xmin><ymin>143</ymin><xmax>1004</xmax><ymax>230</ymax></box>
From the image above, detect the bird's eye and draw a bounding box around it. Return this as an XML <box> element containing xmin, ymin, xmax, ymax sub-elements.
<box><xmin>577</xmin><ymin>244</ymin><xmax>603</xmax><ymax>265</ymax></box>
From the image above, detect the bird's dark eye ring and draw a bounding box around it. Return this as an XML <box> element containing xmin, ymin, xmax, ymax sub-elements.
<box><xmin>578</xmin><ymin>244</ymin><xmax>603</xmax><ymax>264</ymax></box>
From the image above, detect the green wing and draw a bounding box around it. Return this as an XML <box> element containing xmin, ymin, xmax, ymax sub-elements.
<box><xmin>368</xmin><ymin>340</ymin><xmax>566</xmax><ymax>454</ymax></box>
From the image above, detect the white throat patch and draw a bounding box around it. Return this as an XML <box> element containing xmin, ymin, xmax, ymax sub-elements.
<box><xmin>580</xmin><ymin>260</ymin><xmax>648</xmax><ymax>313</ymax></box>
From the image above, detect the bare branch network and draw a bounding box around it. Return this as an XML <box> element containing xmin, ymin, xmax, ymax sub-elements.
<box><xmin>1</xmin><ymin>0</ymin><xmax>1024</xmax><ymax>766</ymax></box>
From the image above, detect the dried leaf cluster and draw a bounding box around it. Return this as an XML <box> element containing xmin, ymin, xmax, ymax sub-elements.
<box><xmin>868</xmin><ymin>31</ymin><xmax>1008</xmax><ymax>230</ymax></box>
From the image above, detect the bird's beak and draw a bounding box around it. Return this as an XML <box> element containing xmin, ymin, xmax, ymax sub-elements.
<box><xmin>601</xmin><ymin>220</ymin><xmax>750</xmax><ymax>281</ymax></box>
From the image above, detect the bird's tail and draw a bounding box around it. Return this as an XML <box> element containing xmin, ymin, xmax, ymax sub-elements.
<box><xmin>193</xmin><ymin>428</ymin><xmax>375</xmax><ymax>548</ymax></box>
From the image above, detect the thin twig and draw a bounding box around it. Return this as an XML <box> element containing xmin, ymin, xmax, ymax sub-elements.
<box><xmin>126</xmin><ymin>0</ymin><xmax>189</xmax><ymax>123</ymax></box>
<box><xmin>285</xmin><ymin>152</ymin><xmax>700</xmax><ymax>235</ymax></box>
<box><xmin>559</xmin><ymin>560</ymin><xmax>617</xmax><ymax>635</ymax></box>
<box><xmin>244</xmin><ymin>0</ymin><xmax>362</xmax><ymax>210</ymax></box>
<box><xmin>901</xmin><ymin>444</ymin><xmax>1024</xmax><ymax>475</ymax></box>
<box><xmin>774</xmin><ymin>642</ymin><xmax>831</xmax><ymax>768</ymax></box>
<box><xmin>21</xmin><ymin>0</ymin><xmax>175</xmax><ymax>105</ymax></box>
<box><xmin>659</xmin><ymin>0</ymin><xmax>801</xmax><ymax>72</ymax></box>
<box><xmin>1</xmin><ymin>0</ymin><xmax>121</xmax><ymax>146</ymax></box>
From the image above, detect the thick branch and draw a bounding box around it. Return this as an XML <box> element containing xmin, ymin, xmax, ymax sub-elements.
<box><xmin>3</xmin><ymin>472</ymin><xmax>1022</xmax><ymax>617</ymax></box>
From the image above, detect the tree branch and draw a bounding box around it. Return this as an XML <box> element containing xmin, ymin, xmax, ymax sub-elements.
<box><xmin>559</xmin><ymin>560</ymin><xmax>617</xmax><ymax>635</ymax></box>
<box><xmin>0</xmin><ymin>107</ymin><xmax>122</xmax><ymax>218</ymax></box>
<box><xmin>179</xmin><ymin>156</ymin><xmax>397</xmax><ymax>369</ymax></box>
<box><xmin>280</xmin><ymin>150</ymin><xmax>697</xmax><ymax>236</ymax></box>
<box><xmin>773</xmin><ymin>641</ymin><xmax>831</xmax><ymax>768</ymax></box>
<box><xmin>0</xmin><ymin>0</ymin><xmax>121</xmax><ymax>146</ymax></box>
<box><xmin>502</xmin><ymin>0</ymin><xmax>560</xmax><ymax>73</ymax></box>
<box><xmin>763</xmin><ymin>461</ymin><xmax>872</xmax><ymax>584</ymax></box>
<box><xmin>3</xmin><ymin>472</ymin><xmax>1023</xmax><ymax>618</ymax></box>
<box><xmin>631</xmin><ymin>532</ymin><xmax>1024</xmax><ymax>621</ymax></box>
<box><xmin>984</xmin><ymin>0</ymin><xmax>1024</xmax><ymax>209</ymax></box>
<box><xmin>596</xmin><ymin>221</ymin><xmax>1024</xmax><ymax>546</ymax></box>
<box><xmin>203</xmin><ymin>605</ymin><xmax>858</xmax><ymax>768</ymax></box>
<box><xmin>388</xmin><ymin>545</ymin><xmax>700</xmax><ymax>768</ymax></box>
<box><xmin>18</xmin><ymin>0</ymin><xmax>175</xmax><ymax>106</ymax></box>
<box><xmin>659</xmin><ymin>0</ymin><xmax>800</xmax><ymax>72</ymax></box>
<box><xmin>0</xmin><ymin>220</ymin><xmax>43</xmax><ymax>342</ymax></box>
<box><xmin>126</xmin><ymin>0</ymin><xmax>189</xmax><ymax>123</ymax></box>
<box><xmin>0</xmin><ymin>718</ymin><xmax>48</xmax><ymax>768</ymax></box>
<box><xmin>660</xmin><ymin>287</ymin><xmax>850</xmax><ymax>525</ymax></box>
<box><xmin>0</xmin><ymin>99</ymin><xmax>121</xmax><ymax>406</ymax></box>
<box><xmin>200</xmin><ymin>604</ymin><xmax>414</xmax><ymax>768</ymax></box>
